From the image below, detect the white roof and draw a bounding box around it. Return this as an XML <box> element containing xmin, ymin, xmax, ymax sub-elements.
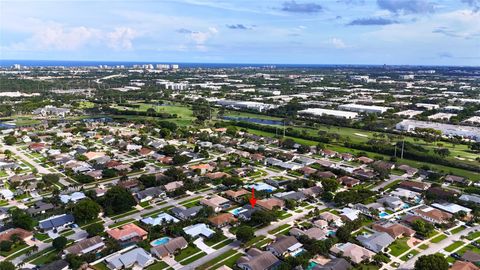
<box><xmin>431</xmin><ymin>203</ymin><xmax>471</xmax><ymax>214</ymax></box>
<box><xmin>60</xmin><ymin>192</ymin><xmax>86</xmax><ymax>204</ymax></box>
<box><xmin>141</xmin><ymin>212</ymin><xmax>179</xmax><ymax>226</ymax></box>
<box><xmin>183</xmin><ymin>223</ymin><xmax>215</xmax><ymax>238</ymax></box>
<box><xmin>299</xmin><ymin>108</ymin><xmax>358</xmax><ymax>119</ymax></box>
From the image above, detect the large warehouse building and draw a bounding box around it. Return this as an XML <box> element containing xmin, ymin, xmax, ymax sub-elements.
<box><xmin>395</xmin><ymin>120</ymin><xmax>480</xmax><ymax>142</ymax></box>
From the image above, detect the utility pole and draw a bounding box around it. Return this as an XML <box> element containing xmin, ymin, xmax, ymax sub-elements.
<box><xmin>394</xmin><ymin>143</ymin><xmax>397</xmax><ymax>157</ymax></box>
<box><xmin>401</xmin><ymin>139</ymin><xmax>405</xmax><ymax>159</ymax></box>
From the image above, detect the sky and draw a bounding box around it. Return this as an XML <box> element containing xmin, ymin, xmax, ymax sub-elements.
<box><xmin>0</xmin><ymin>0</ymin><xmax>479</xmax><ymax>65</ymax></box>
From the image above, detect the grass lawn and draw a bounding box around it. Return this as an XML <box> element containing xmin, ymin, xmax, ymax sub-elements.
<box><xmin>254</xmin><ymin>238</ymin><xmax>273</xmax><ymax>248</ymax></box>
<box><xmin>457</xmin><ymin>244</ymin><xmax>480</xmax><ymax>256</ymax></box>
<box><xmin>389</xmin><ymin>238</ymin><xmax>411</xmax><ymax>257</ymax></box>
<box><xmin>278</xmin><ymin>213</ymin><xmax>293</xmax><ymax>220</ymax></box>
<box><xmin>211</xmin><ymin>239</ymin><xmax>233</xmax><ymax>250</ymax></box>
<box><xmin>175</xmin><ymin>244</ymin><xmax>201</xmax><ymax>261</ymax></box>
<box><xmin>179</xmin><ymin>251</ymin><xmax>207</xmax><ymax>264</ymax></box>
<box><xmin>430</xmin><ymin>234</ymin><xmax>448</xmax><ymax>243</ymax></box>
<box><xmin>197</xmin><ymin>249</ymin><xmax>238</xmax><ymax>270</ymax></box>
<box><xmin>467</xmin><ymin>231</ymin><xmax>480</xmax><ymax>240</ymax></box>
<box><xmin>419</xmin><ymin>244</ymin><xmax>429</xmax><ymax>250</ymax></box>
<box><xmin>0</xmin><ymin>243</ymin><xmax>28</xmax><ymax>257</ymax></box>
<box><xmin>244</xmin><ymin>235</ymin><xmax>265</xmax><ymax>248</ymax></box>
<box><xmin>146</xmin><ymin>261</ymin><xmax>170</xmax><ymax>270</ymax></box>
<box><xmin>33</xmin><ymin>233</ymin><xmax>50</xmax><ymax>241</ymax></box>
<box><xmin>91</xmin><ymin>262</ymin><xmax>110</xmax><ymax>270</ymax></box>
<box><xmin>451</xmin><ymin>226</ymin><xmax>466</xmax><ymax>234</ymax></box>
<box><xmin>109</xmin><ymin>209</ymin><xmax>140</xmax><ymax>219</ymax></box>
<box><xmin>400</xmin><ymin>249</ymin><xmax>419</xmax><ymax>261</ymax></box>
<box><xmin>108</xmin><ymin>218</ymin><xmax>135</xmax><ymax>229</ymax></box>
<box><xmin>31</xmin><ymin>250</ymin><xmax>58</xmax><ymax>266</ymax></box>
<box><xmin>209</xmin><ymin>252</ymin><xmax>243</xmax><ymax>269</ymax></box>
<box><xmin>204</xmin><ymin>234</ymin><xmax>227</xmax><ymax>246</ymax></box>
<box><xmin>268</xmin><ymin>224</ymin><xmax>291</xmax><ymax>235</ymax></box>
<box><xmin>444</xmin><ymin>241</ymin><xmax>465</xmax><ymax>252</ymax></box>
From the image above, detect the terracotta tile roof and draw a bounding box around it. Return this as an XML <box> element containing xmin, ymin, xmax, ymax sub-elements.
<box><xmin>225</xmin><ymin>189</ymin><xmax>249</xmax><ymax>198</ymax></box>
<box><xmin>450</xmin><ymin>261</ymin><xmax>479</xmax><ymax>270</ymax></box>
<box><xmin>0</xmin><ymin>228</ymin><xmax>32</xmax><ymax>242</ymax></box>
<box><xmin>107</xmin><ymin>223</ymin><xmax>147</xmax><ymax>241</ymax></box>
<box><xmin>208</xmin><ymin>213</ymin><xmax>237</xmax><ymax>227</ymax></box>
<box><xmin>257</xmin><ymin>198</ymin><xmax>285</xmax><ymax>211</ymax></box>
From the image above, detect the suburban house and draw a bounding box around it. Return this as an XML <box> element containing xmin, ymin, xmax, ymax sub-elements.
<box><xmin>135</xmin><ymin>187</ymin><xmax>163</xmax><ymax>202</ymax></box>
<box><xmin>208</xmin><ymin>213</ymin><xmax>237</xmax><ymax>228</ymax></box>
<box><xmin>59</xmin><ymin>192</ymin><xmax>86</xmax><ymax>204</ymax></box>
<box><xmin>38</xmin><ymin>260</ymin><xmax>69</xmax><ymax>270</ymax></box>
<box><xmin>0</xmin><ymin>228</ymin><xmax>33</xmax><ymax>243</ymax></box>
<box><xmin>330</xmin><ymin>242</ymin><xmax>375</xmax><ymax>264</ymax></box>
<box><xmin>356</xmin><ymin>232</ymin><xmax>395</xmax><ymax>253</ymax></box>
<box><xmin>313</xmin><ymin>258</ymin><xmax>352</xmax><ymax>270</ymax></box>
<box><xmin>106</xmin><ymin>223</ymin><xmax>148</xmax><ymax>244</ymax></box>
<box><xmin>183</xmin><ymin>223</ymin><xmax>215</xmax><ymax>238</ymax></box>
<box><xmin>63</xmin><ymin>236</ymin><xmax>105</xmax><ymax>256</ymax></box>
<box><xmin>399</xmin><ymin>181</ymin><xmax>430</xmax><ymax>192</ymax></box>
<box><xmin>150</xmin><ymin>236</ymin><xmax>188</xmax><ymax>258</ymax></box>
<box><xmin>319</xmin><ymin>212</ymin><xmax>344</xmax><ymax>228</ymax></box>
<box><xmin>338</xmin><ymin>176</ymin><xmax>360</xmax><ymax>188</ymax></box>
<box><xmin>224</xmin><ymin>189</ymin><xmax>250</xmax><ymax>202</ymax></box>
<box><xmin>340</xmin><ymin>208</ymin><xmax>361</xmax><ymax>221</ymax></box>
<box><xmin>256</xmin><ymin>198</ymin><xmax>285</xmax><ymax>211</ymax></box>
<box><xmin>39</xmin><ymin>214</ymin><xmax>75</xmax><ymax>232</ymax></box>
<box><xmin>266</xmin><ymin>235</ymin><xmax>304</xmax><ymax>257</ymax></box>
<box><xmin>164</xmin><ymin>181</ymin><xmax>184</xmax><ymax>192</ymax></box>
<box><xmin>141</xmin><ymin>212</ymin><xmax>179</xmax><ymax>226</ymax></box>
<box><xmin>237</xmin><ymin>248</ymin><xmax>280</xmax><ymax>270</ymax></box>
<box><xmin>171</xmin><ymin>206</ymin><xmax>203</xmax><ymax>220</ymax></box>
<box><xmin>27</xmin><ymin>201</ymin><xmax>55</xmax><ymax>215</ymax></box>
<box><xmin>289</xmin><ymin>227</ymin><xmax>328</xmax><ymax>241</ymax></box>
<box><xmin>378</xmin><ymin>196</ymin><xmax>405</xmax><ymax>211</ymax></box>
<box><xmin>372</xmin><ymin>222</ymin><xmax>415</xmax><ymax>239</ymax></box>
<box><xmin>449</xmin><ymin>261</ymin><xmax>480</xmax><ymax>270</ymax></box>
<box><xmin>200</xmin><ymin>195</ymin><xmax>231</xmax><ymax>212</ymax></box>
<box><xmin>105</xmin><ymin>247</ymin><xmax>154</xmax><ymax>269</ymax></box>
<box><xmin>413</xmin><ymin>206</ymin><xmax>453</xmax><ymax>224</ymax></box>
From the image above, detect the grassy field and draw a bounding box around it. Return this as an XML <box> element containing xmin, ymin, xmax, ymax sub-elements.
<box><xmin>111</xmin><ymin>102</ymin><xmax>196</xmax><ymax>126</ymax></box>
<box><xmin>240</xmin><ymin>126</ymin><xmax>479</xmax><ymax>180</ymax></box>
<box><xmin>197</xmin><ymin>249</ymin><xmax>238</xmax><ymax>270</ymax></box>
<box><xmin>466</xmin><ymin>231</ymin><xmax>480</xmax><ymax>240</ymax></box>
<box><xmin>146</xmin><ymin>261</ymin><xmax>171</xmax><ymax>270</ymax></box>
<box><xmin>268</xmin><ymin>224</ymin><xmax>291</xmax><ymax>235</ymax></box>
<box><xmin>224</xmin><ymin>110</ymin><xmax>283</xmax><ymax>120</ymax></box>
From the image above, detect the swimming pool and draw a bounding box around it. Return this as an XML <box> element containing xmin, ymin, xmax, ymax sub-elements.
<box><xmin>306</xmin><ymin>261</ymin><xmax>318</xmax><ymax>270</ymax></box>
<box><xmin>403</xmin><ymin>203</ymin><xmax>410</xmax><ymax>209</ymax></box>
<box><xmin>327</xmin><ymin>230</ymin><xmax>335</xmax><ymax>236</ymax></box>
<box><xmin>150</xmin><ymin>237</ymin><xmax>171</xmax><ymax>247</ymax></box>
<box><xmin>229</xmin><ymin>207</ymin><xmax>247</xmax><ymax>216</ymax></box>
<box><xmin>379</xmin><ymin>212</ymin><xmax>389</xmax><ymax>218</ymax></box>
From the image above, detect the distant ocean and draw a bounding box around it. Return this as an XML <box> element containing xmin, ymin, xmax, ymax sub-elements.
<box><xmin>0</xmin><ymin>59</ymin><xmax>379</xmax><ymax>68</ymax></box>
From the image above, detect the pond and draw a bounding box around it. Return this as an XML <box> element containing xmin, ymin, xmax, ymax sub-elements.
<box><xmin>0</xmin><ymin>122</ymin><xmax>15</xmax><ymax>129</ymax></box>
<box><xmin>222</xmin><ymin>116</ymin><xmax>283</xmax><ymax>125</ymax></box>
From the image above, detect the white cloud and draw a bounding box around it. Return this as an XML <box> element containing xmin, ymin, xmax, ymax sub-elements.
<box><xmin>329</xmin><ymin>37</ymin><xmax>347</xmax><ymax>48</ymax></box>
<box><xmin>107</xmin><ymin>27</ymin><xmax>137</xmax><ymax>50</ymax></box>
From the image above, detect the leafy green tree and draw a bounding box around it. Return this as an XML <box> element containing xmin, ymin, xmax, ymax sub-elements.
<box><xmin>102</xmin><ymin>168</ymin><xmax>117</xmax><ymax>178</ymax></box>
<box><xmin>52</xmin><ymin>236</ymin><xmax>68</xmax><ymax>251</ymax></box>
<box><xmin>10</xmin><ymin>209</ymin><xmax>35</xmax><ymax>230</ymax></box>
<box><xmin>411</xmin><ymin>219</ymin><xmax>435</xmax><ymax>237</ymax></box>
<box><xmin>138</xmin><ymin>174</ymin><xmax>157</xmax><ymax>188</ymax></box>
<box><xmin>0</xmin><ymin>261</ymin><xmax>15</xmax><ymax>270</ymax></box>
<box><xmin>414</xmin><ymin>254</ymin><xmax>448</xmax><ymax>270</ymax></box>
<box><xmin>236</xmin><ymin>225</ymin><xmax>255</xmax><ymax>243</ymax></box>
<box><xmin>41</xmin><ymin>174</ymin><xmax>60</xmax><ymax>184</ymax></box>
<box><xmin>321</xmin><ymin>178</ymin><xmax>339</xmax><ymax>193</ymax></box>
<box><xmin>3</xmin><ymin>135</ymin><xmax>16</xmax><ymax>145</ymax></box>
<box><xmin>162</xmin><ymin>145</ymin><xmax>177</xmax><ymax>156</ymax></box>
<box><xmin>131</xmin><ymin>161</ymin><xmax>146</xmax><ymax>170</ymax></box>
<box><xmin>0</xmin><ymin>241</ymin><xmax>12</xmax><ymax>252</ymax></box>
<box><xmin>86</xmin><ymin>223</ymin><xmax>104</xmax><ymax>236</ymax></box>
<box><xmin>73</xmin><ymin>199</ymin><xmax>102</xmax><ymax>223</ymax></box>
<box><xmin>102</xmin><ymin>186</ymin><xmax>136</xmax><ymax>215</ymax></box>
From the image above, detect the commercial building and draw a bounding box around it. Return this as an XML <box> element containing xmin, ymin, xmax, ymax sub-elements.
<box><xmin>298</xmin><ymin>108</ymin><xmax>358</xmax><ymax>119</ymax></box>
<box><xmin>395</xmin><ymin>120</ymin><xmax>480</xmax><ymax>141</ymax></box>
<box><xmin>338</xmin><ymin>103</ymin><xmax>392</xmax><ymax>114</ymax></box>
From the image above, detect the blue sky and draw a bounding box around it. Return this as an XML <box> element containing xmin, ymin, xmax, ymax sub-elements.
<box><xmin>0</xmin><ymin>0</ymin><xmax>479</xmax><ymax>65</ymax></box>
